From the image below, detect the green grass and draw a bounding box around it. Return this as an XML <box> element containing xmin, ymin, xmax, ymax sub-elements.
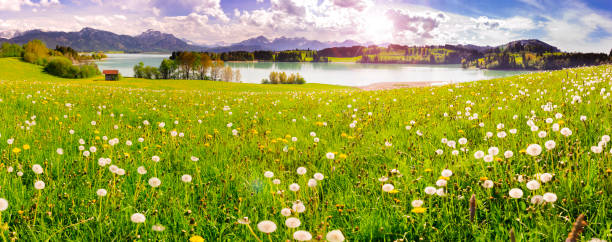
<box><xmin>0</xmin><ymin>57</ymin><xmax>611</xmax><ymax>241</ymax></box>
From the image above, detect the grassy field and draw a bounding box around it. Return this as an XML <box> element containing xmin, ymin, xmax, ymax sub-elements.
<box><xmin>0</xmin><ymin>58</ymin><xmax>611</xmax><ymax>241</ymax></box>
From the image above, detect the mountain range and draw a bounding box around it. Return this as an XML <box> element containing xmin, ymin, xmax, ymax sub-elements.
<box><xmin>0</xmin><ymin>27</ymin><xmax>563</xmax><ymax>54</ymax></box>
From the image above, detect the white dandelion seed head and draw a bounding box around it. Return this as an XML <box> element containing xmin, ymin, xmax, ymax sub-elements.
<box><xmin>131</xmin><ymin>213</ymin><xmax>146</xmax><ymax>223</ymax></box>
<box><xmin>285</xmin><ymin>217</ymin><xmax>301</xmax><ymax>228</ymax></box>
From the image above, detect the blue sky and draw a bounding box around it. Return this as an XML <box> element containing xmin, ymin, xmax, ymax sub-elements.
<box><xmin>0</xmin><ymin>0</ymin><xmax>611</xmax><ymax>52</ymax></box>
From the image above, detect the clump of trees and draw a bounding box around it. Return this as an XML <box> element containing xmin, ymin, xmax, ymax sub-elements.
<box><xmin>133</xmin><ymin>51</ymin><xmax>241</xmax><ymax>82</ymax></box>
<box><xmin>261</xmin><ymin>71</ymin><xmax>305</xmax><ymax>84</ymax></box>
<box><xmin>44</xmin><ymin>57</ymin><xmax>100</xmax><ymax>78</ymax></box>
<box><xmin>462</xmin><ymin>51</ymin><xmax>611</xmax><ymax>70</ymax></box>
<box><xmin>0</xmin><ymin>43</ymin><xmax>23</xmax><ymax>57</ymax></box>
<box><xmin>1</xmin><ymin>39</ymin><xmax>100</xmax><ymax>78</ymax></box>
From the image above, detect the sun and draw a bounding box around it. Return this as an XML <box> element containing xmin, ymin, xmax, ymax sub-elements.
<box><xmin>362</xmin><ymin>15</ymin><xmax>394</xmax><ymax>43</ymax></box>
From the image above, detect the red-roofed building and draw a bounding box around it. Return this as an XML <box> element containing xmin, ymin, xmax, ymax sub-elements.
<box><xmin>103</xmin><ymin>70</ymin><xmax>119</xmax><ymax>81</ymax></box>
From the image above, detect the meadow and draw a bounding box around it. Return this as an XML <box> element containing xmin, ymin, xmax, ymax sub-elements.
<box><xmin>0</xmin><ymin>57</ymin><xmax>611</xmax><ymax>241</ymax></box>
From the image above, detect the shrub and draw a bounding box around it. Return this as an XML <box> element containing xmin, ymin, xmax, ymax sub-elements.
<box><xmin>44</xmin><ymin>56</ymin><xmax>100</xmax><ymax>78</ymax></box>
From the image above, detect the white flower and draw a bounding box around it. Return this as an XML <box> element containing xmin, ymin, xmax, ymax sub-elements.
<box><xmin>482</xmin><ymin>180</ymin><xmax>494</xmax><ymax>188</ymax></box>
<box><xmin>289</xmin><ymin>183</ymin><xmax>300</xmax><ymax>192</ymax></box>
<box><xmin>411</xmin><ymin>200</ymin><xmax>424</xmax><ymax>208</ymax></box>
<box><xmin>32</xmin><ymin>164</ymin><xmax>43</xmax><ymax>174</ymax></box>
<box><xmin>285</xmin><ymin>217</ymin><xmax>301</xmax><ymax>228</ymax></box>
<box><xmin>526</xmin><ymin>144</ymin><xmax>542</xmax><ymax>156</ymax></box>
<box><xmin>539</xmin><ymin>173</ymin><xmax>553</xmax><ymax>183</ymax></box>
<box><xmin>326</xmin><ymin>230</ymin><xmax>345</xmax><ymax>242</ymax></box>
<box><xmin>56</xmin><ymin>148</ymin><xmax>64</xmax><ymax>155</ymax></box>
<box><xmin>509</xmin><ymin>128</ymin><xmax>517</xmax><ymax>134</ymax></box>
<box><xmin>309</xmin><ymin>132</ymin><xmax>316</xmax><ymax>137</ymax></box>
<box><xmin>109</xmin><ymin>165</ymin><xmax>119</xmax><ymax>174</ymax></box>
<box><xmin>435</xmin><ymin>149</ymin><xmax>443</xmax><ymax>155</ymax></box>
<box><xmin>488</xmin><ymin>147</ymin><xmax>499</xmax><ymax>156</ymax></box>
<box><xmin>560</xmin><ymin>128</ymin><xmax>572</xmax><ymax>137</ymax></box>
<box><xmin>591</xmin><ymin>146</ymin><xmax>603</xmax><ymax>154</ymax></box>
<box><xmin>264</xmin><ymin>171</ymin><xmax>274</xmax><ymax>178</ymax></box>
<box><xmin>483</xmin><ymin>155</ymin><xmax>494</xmax><ymax>163</ymax></box>
<box><xmin>131</xmin><ymin>213</ymin><xmax>146</xmax><ymax>223</ymax></box>
<box><xmin>526</xmin><ymin>180</ymin><xmax>540</xmax><ymax>190</ymax></box>
<box><xmin>137</xmin><ymin>166</ymin><xmax>147</xmax><ymax>175</ymax></box>
<box><xmin>542</xmin><ymin>192</ymin><xmax>557</xmax><ymax>203</ymax></box>
<box><xmin>293</xmin><ymin>231</ymin><xmax>312</xmax><ymax>241</ymax></box>
<box><xmin>97</xmin><ymin>189</ymin><xmax>107</xmax><ymax>197</ymax></box>
<box><xmin>436</xmin><ymin>179</ymin><xmax>447</xmax><ymax>187</ymax></box>
<box><xmin>313</xmin><ymin>173</ymin><xmax>324</xmax><ymax>180</ymax></box>
<box><xmin>326</xmin><ymin>152</ymin><xmax>335</xmax><ymax>159</ymax></box>
<box><xmin>273</xmin><ymin>179</ymin><xmax>281</xmax><ymax>185</ymax></box>
<box><xmin>292</xmin><ymin>201</ymin><xmax>306</xmax><ymax>213</ymax></box>
<box><xmin>424</xmin><ymin>186</ymin><xmax>436</xmax><ymax>195</ymax></box>
<box><xmin>580</xmin><ymin>115</ymin><xmax>587</xmax><ymax>121</ymax></box>
<box><xmin>257</xmin><ymin>220</ymin><xmax>277</xmax><ymax>233</ymax></box>
<box><xmin>190</xmin><ymin>156</ymin><xmax>199</xmax><ymax>162</ymax></box>
<box><xmin>545</xmin><ymin>140</ymin><xmax>556</xmax><ymax>150</ymax></box>
<box><xmin>34</xmin><ymin>180</ymin><xmax>45</xmax><ymax>190</ymax></box>
<box><xmin>0</xmin><ymin>198</ymin><xmax>8</xmax><ymax>211</ymax></box>
<box><xmin>181</xmin><ymin>174</ymin><xmax>192</xmax><ymax>183</ymax></box>
<box><xmin>509</xmin><ymin>188</ymin><xmax>523</xmax><ymax>198</ymax></box>
<box><xmin>474</xmin><ymin>150</ymin><xmax>485</xmax><ymax>159</ymax></box>
<box><xmin>458</xmin><ymin>138</ymin><xmax>467</xmax><ymax>145</ymax></box>
<box><xmin>602</xmin><ymin>135</ymin><xmax>611</xmax><ymax>143</ymax></box>
<box><xmin>504</xmin><ymin>150</ymin><xmax>514</xmax><ymax>158</ymax></box>
<box><xmin>531</xmin><ymin>195</ymin><xmax>544</xmax><ymax>204</ymax></box>
<box><xmin>152</xmin><ymin>224</ymin><xmax>166</xmax><ymax>232</ymax></box>
<box><xmin>436</xmin><ymin>188</ymin><xmax>446</xmax><ymax>196</ymax></box>
<box><xmin>281</xmin><ymin>208</ymin><xmax>292</xmax><ymax>216</ymax></box>
<box><xmin>116</xmin><ymin>169</ymin><xmax>125</xmax><ymax>176</ymax></box>
<box><xmin>296</xmin><ymin>167</ymin><xmax>307</xmax><ymax>175</ymax></box>
<box><xmin>307</xmin><ymin>179</ymin><xmax>317</xmax><ymax>187</ymax></box>
<box><xmin>148</xmin><ymin>177</ymin><xmax>161</xmax><ymax>188</ymax></box>
<box><xmin>313</xmin><ymin>137</ymin><xmax>319</xmax><ymax>143</ymax></box>
<box><xmin>382</xmin><ymin>184</ymin><xmax>395</xmax><ymax>192</ymax></box>
<box><xmin>441</xmin><ymin>169</ymin><xmax>453</xmax><ymax>177</ymax></box>
<box><xmin>151</xmin><ymin>156</ymin><xmax>160</xmax><ymax>162</ymax></box>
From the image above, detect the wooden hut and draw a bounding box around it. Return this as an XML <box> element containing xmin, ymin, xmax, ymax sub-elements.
<box><xmin>103</xmin><ymin>70</ymin><xmax>119</xmax><ymax>81</ymax></box>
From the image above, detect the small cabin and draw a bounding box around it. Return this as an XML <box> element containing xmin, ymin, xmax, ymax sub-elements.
<box><xmin>102</xmin><ymin>70</ymin><xmax>119</xmax><ymax>81</ymax></box>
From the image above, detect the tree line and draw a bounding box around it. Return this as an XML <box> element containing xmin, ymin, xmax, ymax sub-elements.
<box><xmin>261</xmin><ymin>71</ymin><xmax>306</xmax><ymax>84</ymax></box>
<box><xmin>1</xmin><ymin>39</ymin><xmax>100</xmax><ymax>78</ymax></box>
<box><xmin>133</xmin><ymin>51</ymin><xmax>241</xmax><ymax>82</ymax></box>
<box><xmin>462</xmin><ymin>51</ymin><xmax>611</xmax><ymax>70</ymax></box>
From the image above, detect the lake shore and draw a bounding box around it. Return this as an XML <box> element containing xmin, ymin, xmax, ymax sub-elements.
<box><xmin>358</xmin><ymin>81</ymin><xmax>450</xmax><ymax>90</ymax></box>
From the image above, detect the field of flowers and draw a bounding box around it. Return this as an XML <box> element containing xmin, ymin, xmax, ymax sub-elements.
<box><xmin>0</xmin><ymin>58</ymin><xmax>611</xmax><ymax>241</ymax></box>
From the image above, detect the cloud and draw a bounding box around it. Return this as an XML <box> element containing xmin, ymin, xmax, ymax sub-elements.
<box><xmin>473</xmin><ymin>16</ymin><xmax>536</xmax><ymax>31</ymax></box>
<box><xmin>331</xmin><ymin>0</ymin><xmax>372</xmax><ymax>11</ymax></box>
<box><xmin>0</xmin><ymin>0</ymin><xmax>55</xmax><ymax>11</ymax></box>
<box><xmin>517</xmin><ymin>0</ymin><xmax>545</xmax><ymax>9</ymax></box>
<box><xmin>386</xmin><ymin>9</ymin><xmax>448</xmax><ymax>39</ymax></box>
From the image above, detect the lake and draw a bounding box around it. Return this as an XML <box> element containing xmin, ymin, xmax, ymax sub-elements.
<box><xmin>95</xmin><ymin>53</ymin><xmax>530</xmax><ymax>86</ymax></box>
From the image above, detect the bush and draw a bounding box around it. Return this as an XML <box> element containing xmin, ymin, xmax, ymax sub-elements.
<box><xmin>44</xmin><ymin>56</ymin><xmax>100</xmax><ymax>78</ymax></box>
<box><xmin>264</xmin><ymin>71</ymin><xmax>306</xmax><ymax>84</ymax></box>
<box><xmin>0</xmin><ymin>43</ymin><xmax>23</xmax><ymax>57</ymax></box>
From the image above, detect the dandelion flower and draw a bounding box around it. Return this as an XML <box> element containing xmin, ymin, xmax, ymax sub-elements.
<box><xmin>474</xmin><ymin>151</ymin><xmax>485</xmax><ymax>159</ymax></box>
<box><xmin>296</xmin><ymin>167</ymin><xmax>307</xmax><ymax>175</ymax></box>
<box><xmin>411</xmin><ymin>200</ymin><xmax>424</xmax><ymax>208</ymax></box>
<box><xmin>531</xmin><ymin>195</ymin><xmax>544</xmax><ymax>204</ymax></box>
<box><xmin>441</xmin><ymin>169</ymin><xmax>453</xmax><ymax>177</ymax></box>
<box><xmin>131</xmin><ymin>213</ymin><xmax>146</xmax><ymax>223</ymax></box>
<box><xmin>96</xmin><ymin>189</ymin><xmax>107</xmax><ymax>197</ymax></box>
<box><xmin>137</xmin><ymin>166</ymin><xmax>147</xmax><ymax>175</ymax></box>
<box><xmin>152</xmin><ymin>224</ymin><xmax>166</xmax><ymax>232</ymax></box>
<box><xmin>281</xmin><ymin>208</ymin><xmax>292</xmax><ymax>217</ymax></box>
<box><xmin>313</xmin><ymin>173</ymin><xmax>324</xmax><ymax>180</ymax></box>
<box><xmin>326</xmin><ymin>230</ymin><xmax>345</xmax><ymax>242</ymax></box>
<box><xmin>152</xmin><ymin>156</ymin><xmax>160</xmax><ymax>162</ymax></box>
<box><xmin>526</xmin><ymin>144</ymin><xmax>542</xmax><ymax>156</ymax></box>
<box><xmin>257</xmin><ymin>220</ymin><xmax>277</xmax><ymax>233</ymax></box>
<box><xmin>382</xmin><ymin>184</ymin><xmax>395</xmax><ymax>192</ymax></box>
<box><xmin>0</xmin><ymin>198</ymin><xmax>8</xmax><ymax>211</ymax></box>
<box><xmin>424</xmin><ymin>186</ymin><xmax>436</xmax><ymax>195</ymax></box>
<box><xmin>436</xmin><ymin>179</ymin><xmax>447</xmax><ymax>187</ymax></box>
<box><xmin>526</xmin><ymin>180</ymin><xmax>540</xmax><ymax>190</ymax></box>
<box><xmin>307</xmin><ymin>179</ymin><xmax>317</xmax><ymax>187</ymax></box>
<box><xmin>543</xmin><ymin>193</ymin><xmax>557</xmax><ymax>203</ymax></box>
<box><xmin>289</xmin><ymin>183</ymin><xmax>300</xmax><ymax>192</ymax></box>
<box><xmin>326</xmin><ymin>152</ymin><xmax>335</xmax><ymax>159</ymax></box>
<box><xmin>293</xmin><ymin>230</ymin><xmax>312</xmax><ymax>241</ymax></box>
<box><xmin>285</xmin><ymin>217</ymin><xmax>301</xmax><ymax>228</ymax></box>
<box><xmin>32</xmin><ymin>164</ymin><xmax>43</xmax><ymax>174</ymax></box>
<box><xmin>539</xmin><ymin>173</ymin><xmax>553</xmax><ymax>183</ymax></box>
<box><xmin>509</xmin><ymin>188</ymin><xmax>523</xmax><ymax>198</ymax></box>
<box><xmin>264</xmin><ymin>171</ymin><xmax>274</xmax><ymax>178</ymax></box>
<box><xmin>34</xmin><ymin>180</ymin><xmax>45</xmax><ymax>190</ymax></box>
<box><xmin>181</xmin><ymin>174</ymin><xmax>193</xmax><ymax>183</ymax></box>
<box><xmin>482</xmin><ymin>180</ymin><xmax>494</xmax><ymax>188</ymax></box>
<box><xmin>292</xmin><ymin>201</ymin><xmax>306</xmax><ymax>213</ymax></box>
<box><xmin>148</xmin><ymin>177</ymin><xmax>161</xmax><ymax>188</ymax></box>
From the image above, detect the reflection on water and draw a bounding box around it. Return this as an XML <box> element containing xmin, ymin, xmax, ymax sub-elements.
<box><xmin>96</xmin><ymin>54</ymin><xmax>530</xmax><ymax>86</ymax></box>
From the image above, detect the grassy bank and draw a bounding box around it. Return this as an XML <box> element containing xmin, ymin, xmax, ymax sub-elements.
<box><xmin>0</xmin><ymin>57</ymin><xmax>611</xmax><ymax>241</ymax></box>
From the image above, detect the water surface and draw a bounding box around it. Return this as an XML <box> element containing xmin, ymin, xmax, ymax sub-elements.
<box><xmin>95</xmin><ymin>54</ymin><xmax>530</xmax><ymax>86</ymax></box>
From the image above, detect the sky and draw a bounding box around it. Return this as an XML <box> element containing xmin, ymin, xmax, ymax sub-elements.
<box><xmin>0</xmin><ymin>0</ymin><xmax>611</xmax><ymax>52</ymax></box>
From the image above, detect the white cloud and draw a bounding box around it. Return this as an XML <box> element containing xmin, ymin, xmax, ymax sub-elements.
<box><xmin>0</xmin><ymin>0</ymin><xmax>36</xmax><ymax>11</ymax></box>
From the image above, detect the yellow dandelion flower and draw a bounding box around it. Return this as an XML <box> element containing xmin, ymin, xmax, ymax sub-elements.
<box><xmin>22</xmin><ymin>144</ymin><xmax>30</xmax><ymax>150</ymax></box>
<box><xmin>12</xmin><ymin>148</ymin><xmax>21</xmax><ymax>153</ymax></box>
<box><xmin>479</xmin><ymin>177</ymin><xmax>488</xmax><ymax>181</ymax></box>
<box><xmin>424</xmin><ymin>168</ymin><xmax>432</xmax><ymax>172</ymax></box>
<box><xmin>189</xmin><ymin>235</ymin><xmax>205</xmax><ymax>242</ymax></box>
<box><xmin>411</xmin><ymin>207</ymin><xmax>427</xmax><ymax>213</ymax></box>
<box><xmin>388</xmin><ymin>189</ymin><xmax>400</xmax><ymax>194</ymax></box>
<box><xmin>339</xmin><ymin>154</ymin><xmax>348</xmax><ymax>159</ymax></box>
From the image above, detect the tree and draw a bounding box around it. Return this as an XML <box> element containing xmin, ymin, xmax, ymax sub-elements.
<box><xmin>197</xmin><ymin>53</ymin><xmax>212</xmax><ymax>80</ymax></box>
<box><xmin>1</xmin><ymin>43</ymin><xmax>23</xmax><ymax>57</ymax></box>
<box><xmin>177</xmin><ymin>52</ymin><xmax>196</xmax><ymax>79</ymax></box>
<box><xmin>234</xmin><ymin>69</ymin><xmax>241</xmax><ymax>83</ymax></box>
<box><xmin>158</xmin><ymin>59</ymin><xmax>177</xmax><ymax>79</ymax></box>
<box><xmin>221</xmin><ymin>66</ymin><xmax>233</xmax><ymax>82</ymax></box>
<box><xmin>133</xmin><ymin>62</ymin><xmax>145</xmax><ymax>78</ymax></box>
<box><xmin>210</xmin><ymin>59</ymin><xmax>224</xmax><ymax>81</ymax></box>
<box><xmin>23</xmin><ymin>39</ymin><xmax>49</xmax><ymax>65</ymax></box>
